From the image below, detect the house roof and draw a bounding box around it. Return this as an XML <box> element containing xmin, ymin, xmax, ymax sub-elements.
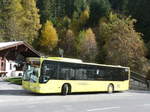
<box><xmin>0</xmin><ymin>41</ymin><xmax>22</xmax><ymax>48</ymax></box>
<box><xmin>0</xmin><ymin>41</ymin><xmax>40</xmax><ymax>57</ymax></box>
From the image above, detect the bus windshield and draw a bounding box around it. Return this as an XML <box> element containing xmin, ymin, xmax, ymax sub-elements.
<box><xmin>23</xmin><ymin>63</ymin><xmax>40</xmax><ymax>82</ymax></box>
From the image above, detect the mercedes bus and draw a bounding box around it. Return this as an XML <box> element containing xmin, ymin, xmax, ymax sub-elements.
<box><xmin>22</xmin><ymin>57</ymin><xmax>130</xmax><ymax>95</ymax></box>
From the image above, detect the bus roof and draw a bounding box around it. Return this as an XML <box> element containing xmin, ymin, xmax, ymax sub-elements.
<box><xmin>26</xmin><ymin>57</ymin><xmax>129</xmax><ymax>69</ymax></box>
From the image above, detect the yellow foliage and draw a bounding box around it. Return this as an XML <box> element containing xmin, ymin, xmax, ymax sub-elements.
<box><xmin>85</xmin><ymin>28</ymin><xmax>95</xmax><ymax>40</ymax></box>
<box><xmin>70</xmin><ymin>9</ymin><xmax>89</xmax><ymax>36</ymax></box>
<box><xmin>11</xmin><ymin>0</ymin><xmax>23</xmax><ymax>11</ymax></box>
<box><xmin>78</xmin><ymin>28</ymin><xmax>97</xmax><ymax>62</ymax></box>
<box><xmin>80</xmin><ymin>9</ymin><xmax>89</xmax><ymax>24</ymax></box>
<box><xmin>41</xmin><ymin>20</ymin><xmax>58</xmax><ymax>50</ymax></box>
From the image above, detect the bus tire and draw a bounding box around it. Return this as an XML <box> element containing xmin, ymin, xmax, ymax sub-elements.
<box><xmin>61</xmin><ymin>84</ymin><xmax>70</xmax><ymax>95</ymax></box>
<box><xmin>107</xmin><ymin>84</ymin><xmax>114</xmax><ymax>94</ymax></box>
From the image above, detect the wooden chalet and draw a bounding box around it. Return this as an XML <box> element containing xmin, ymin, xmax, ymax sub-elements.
<box><xmin>0</xmin><ymin>41</ymin><xmax>40</xmax><ymax>77</ymax></box>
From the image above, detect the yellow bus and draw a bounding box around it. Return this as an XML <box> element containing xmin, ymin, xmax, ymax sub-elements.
<box><xmin>22</xmin><ymin>57</ymin><xmax>130</xmax><ymax>95</ymax></box>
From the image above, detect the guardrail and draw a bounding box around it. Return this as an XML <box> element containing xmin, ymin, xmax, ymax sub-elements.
<box><xmin>130</xmin><ymin>71</ymin><xmax>149</xmax><ymax>90</ymax></box>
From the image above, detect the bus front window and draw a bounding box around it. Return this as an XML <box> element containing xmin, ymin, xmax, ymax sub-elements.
<box><xmin>23</xmin><ymin>64</ymin><xmax>39</xmax><ymax>82</ymax></box>
<box><xmin>39</xmin><ymin>61</ymin><xmax>57</xmax><ymax>83</ymax></box>
<box><xmin>39</xmin><ymin>65</ymin><xmax>51</xmax><ymax>83</ymax></box>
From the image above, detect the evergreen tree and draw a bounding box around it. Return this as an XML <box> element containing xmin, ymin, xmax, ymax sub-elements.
<box><xmin>127</xmin><ymin>0</ymin><xmax>150</xmax><ymax>42</ymax></box>
<box><xmin>109</xmin><ymin>0</ymin><xmax>129</xmax><ymax>13</ymax></box>
<box><xmin>73</xmin><ymin>0</ymin><xmax>89</xmax><ymax>18</ymax></box>
<box><xmin>88</xmin><ymin>0</ymin><xmax>111</xmax><ymax>26</ymax></box>
<box><xmin>37</xmin><ymin>0</ymin><xmax>66</xmax><ymax>24</ymax></box>
<box><xmin>65</xmin><ymin>0</ymin><xmax>74</xmax><ymax>18</ymax></box>
<box><xmin>37</xmin><ymin>0</ymin><xmax>52</xmax><ymax>23</ymax></box>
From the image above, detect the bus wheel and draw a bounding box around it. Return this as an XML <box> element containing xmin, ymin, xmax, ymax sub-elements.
<box><xmin>107</xmin><ymin>84</ymin><xmax>114</xmax><ymax>94</ymax></box>
<box><xmin>61</xmin><ymin>84</ymin><xmax>70</xmax><ymax>95</ymax></box>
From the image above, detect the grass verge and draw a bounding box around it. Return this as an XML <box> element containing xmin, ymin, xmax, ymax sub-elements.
<box><xmin>5</xmin><ymin>77</ymin><xmax>22</xmax><ymax>85</ymax></box>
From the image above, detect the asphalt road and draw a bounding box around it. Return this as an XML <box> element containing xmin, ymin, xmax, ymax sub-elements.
<box><xmin>0</xmin><ymin>81</ymin><xmax>150</xmax><ymax>112</ymax></box>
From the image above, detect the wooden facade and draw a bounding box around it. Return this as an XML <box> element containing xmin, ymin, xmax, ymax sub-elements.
<box><xmin>0</xmin><ymin>57</ymin><xmax>6</xmax><ymax>72</ymax></box>
<box><xmin>0</xmin><ymin>41</ymin><xmax>40</xmax><ymax>77</ymax></box>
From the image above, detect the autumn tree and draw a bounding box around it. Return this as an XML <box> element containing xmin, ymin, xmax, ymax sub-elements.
<box><xmin>0</xmin><ymin>0</ymin><xmax>24</xmax><ymax>41</ymax></box>
<box><xmin>40</xmin><ymin>20</ymin><xmax>58</xmax><ymax>53</ymax></box>
<box><xmin>99</xmin><ymin>13</ymin><xmax>147</xmax><ymax>75</ymax></box>
<box><xmin>80</xmin><ymin>9</ymin><xmax>90</xmax><ymax>25</ymax></box>
<box><xmin>21</xmin><ymin>0</ymin><xmax>41</xmax><ymax>44</ymax></box>
<box><xmin>73</xmin><ymin>0</ymin><xmax>89</xmax><ymax>18</ymax></box>
<box><xmin>77</xmin><ymin>28</ymin><xmax>97</xmax><ymax>62</ymax></box>
<box><xmin>70</xmin><ymin>9</ymin><xmax>90</xmax><ymax>36</ymax></box>
<box><xmin>59</xmin><ymin>29</ymin><xmax>76</xmax><ymax>57</ymax></box>
<box><xmin>0</xmin><ymin>0</ymin><xmax>41</xmax><ymax>44</ymax></box>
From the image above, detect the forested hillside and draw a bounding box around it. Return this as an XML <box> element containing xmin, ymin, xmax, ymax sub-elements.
<box><xmin>0</xmin><ymin>0</ymin><xmax>150</xmax><ymax>78</ymax></box>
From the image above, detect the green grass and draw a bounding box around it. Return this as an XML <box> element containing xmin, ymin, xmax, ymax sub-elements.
<box><xmin>5</xmin><ymin>77</ymin><xmax>22</xmax><ymax>85</ymax></box>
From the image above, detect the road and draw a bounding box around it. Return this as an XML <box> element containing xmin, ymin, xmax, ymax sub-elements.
<box><xmin>0</xmin><ymin>81</ymin><xmax>150</xmax><ymax>112</ymax></box>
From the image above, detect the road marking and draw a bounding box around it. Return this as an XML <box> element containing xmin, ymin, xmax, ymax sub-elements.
<box><xmin>87</xmin><ymin>107</ymin><xmax>120</xmax><ymax>111</ymax></box>
<box><xmin>143</xmin><ymin>104</ymin><xmax>150</xmax><ymax>106</ymax></box>
<box><xmin>136</xmin><ymin>104</ymin><xmax>150</xmax><ymax>107</ymax></box>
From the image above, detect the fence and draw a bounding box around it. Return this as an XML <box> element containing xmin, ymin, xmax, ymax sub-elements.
<box><xmin>130</xmin><ymin>71</ymin><xmax>149</xmax><ymax>90</ymax></box>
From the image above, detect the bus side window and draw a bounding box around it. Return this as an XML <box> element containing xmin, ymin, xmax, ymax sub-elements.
<box><xmin>75</xmin><ymin>68</ymin><xmax>87</xmax><ymax>80</ymax></box>
<box><xmin>123</xmin><ymin>69</ymin><xmax>129</xmax><ymax>80</ymax></box>
<box><xmin>97</xmin><ymin>69</ymin><xmax>105</xmax><ymax>80</ymax></box>
<box><xmin>59</xmin><ymin>63</ymin><xmax>76</xmax><ymax>80</ymax></box>
<box><xmin>111</xmin><ymin>68</ymin><xmax>126</xmax><ymax>81</ymax></box>
<box><xmin>61</xmin><ymin>69</ymin><xmax>75</xmax><ymax>80</ymax></box>
<box><xmin>70</xmin><ymin>69</ymin><xmax>75</xmax><ymax>80</ymax></box>
<box><xmin>60</xmin><ymin>68</ymin><xmax>67</xmax><ymax>80</ymax></box>
<box><xmin>87</xmin><ymin>69</ymin><xmax>95</xmax><ymax>80</ymax></box>
<box><xmin>98</xmin><ymin>67</ymin><xmax>113</xmax><ymax>81</ymax></box>
<box><xmin>41</xmin><ymin>61</ymin><xmax>57</xmax><ymax>79</ymax></box>
<box><xmin>95</xmin><ymin>69</ymin><xmax>104</xmax><ymax>80</ymax></box>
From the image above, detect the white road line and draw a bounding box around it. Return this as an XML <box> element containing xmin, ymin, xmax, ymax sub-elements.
<box><xmin>87</xmin><ymin>107</ymin><xmax>120</xmax><ymax>111</ymax></box>
<box><xmin>143</xmin><ymin>104</ymin><xmax>150</xmax><ymax>106</ymax></box>
<box><xmin>137</xmin><ymin>104</ymin><xmax>150</xmax><ymax>107</ymax></box>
